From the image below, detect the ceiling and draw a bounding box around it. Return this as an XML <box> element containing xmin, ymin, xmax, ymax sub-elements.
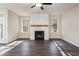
<box><xmin>0</xmin><ymin>3</ymin><xmax>78</xmax><ymax>16</ymax></box>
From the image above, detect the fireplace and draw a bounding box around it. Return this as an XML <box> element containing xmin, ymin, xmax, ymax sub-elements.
<box><xmin>35</xmin><ymin>31</ymin><xmax>44</xmax><ymax>40</ymax></box>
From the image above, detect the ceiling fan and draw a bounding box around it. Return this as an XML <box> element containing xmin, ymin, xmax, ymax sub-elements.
<box><xmin>30</xmin><ymin>3</ymin><xmax>52</xmax><ymax>10</ymax></box>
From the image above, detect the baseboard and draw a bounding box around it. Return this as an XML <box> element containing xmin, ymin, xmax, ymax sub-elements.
<box><xmin>16</xmin><ymin>38</ymin><xmax>30</xmax><ymax>40</ymax></box>
<box><xmin>49</xmin><ymin>38</ymin><xmax>62</xmax><ymax>40</ymax></box>
<box><xmin>61</xmin><ymin>39</ymin><xmax>79</xmax><ymax>48</ymax></box>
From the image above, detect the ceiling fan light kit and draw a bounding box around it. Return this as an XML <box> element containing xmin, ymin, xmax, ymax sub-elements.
<box><xmin>36</xmin><ymin>3</ymin><xmax>42</xmax><ymax>8</ymax></box>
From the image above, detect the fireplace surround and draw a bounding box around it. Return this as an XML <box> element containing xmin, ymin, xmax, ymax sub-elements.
<box><xmin>30</xmin><ymin>26</ymin><xmax>49</xmax><ymax>40</ymax></box>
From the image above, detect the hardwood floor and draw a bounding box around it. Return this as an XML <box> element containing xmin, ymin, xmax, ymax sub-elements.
<box><xmin>1</xmin><ymin>39</ymin><xmax>79</xmax><ymax>56</ymax></box>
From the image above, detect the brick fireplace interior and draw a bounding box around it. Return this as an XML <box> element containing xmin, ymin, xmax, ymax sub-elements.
<box><xmin>35</xmin><ymin>31</ymin><xmax>44</xmax><ymax>40</ymax></box>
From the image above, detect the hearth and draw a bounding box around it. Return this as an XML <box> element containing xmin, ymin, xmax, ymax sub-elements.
<box><xmin>35</xmin><ymin>31</ymin><xmax>44</xmax><ymax>40</ymax></box>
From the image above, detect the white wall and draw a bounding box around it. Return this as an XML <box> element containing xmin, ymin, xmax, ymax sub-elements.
<box><xmin>7</xmin><ymin>10</ymin><xmax>19</xmax><ymax>43</ymax></box>
<box><xmin>30</xmin><ymin>14</ymin><xmax>49</xmax><ymax>25</ymax></box>
<box><xmin>62</xmin><ymin>5</ymin><xmax>79</xmax><ymax>47</ymax></box>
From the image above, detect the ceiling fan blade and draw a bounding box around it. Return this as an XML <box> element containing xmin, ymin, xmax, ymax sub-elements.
<box><xmin>42</xmin><ymin>3</ymin><xmax>52</xmax><ymax>5</ymax></box>
<box><xmin>40</xmin><ymin>6</ymin><xmax>44</xmax><ymax>10</ymax></box>
<box><xmin>30</xmin><ymin>5</ymin><xmax>36</xmax><ymax>8</ymax></box>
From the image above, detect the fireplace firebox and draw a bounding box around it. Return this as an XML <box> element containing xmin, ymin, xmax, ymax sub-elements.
<box><xmin>35</xmin><ymin>31</ymin><xmax>44</xmax><ymax>40</ymax></box>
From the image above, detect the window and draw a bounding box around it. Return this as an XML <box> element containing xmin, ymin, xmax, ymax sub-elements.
<box><xmin>49</xmin><ymin>15</ymin><xmax>57</xmax><ymax>33</ymax></box>
<box><xmin>23</xmin><ymin>19</ymin><xmax>28</xmax><ymax>32</ymax></box>
<box><xmin>0</xmin><ymin>14</ymin><xmax>3</xmax><ymax>38</ymax></box>
<box><xmin>51</xmin><ymin>19</ymin><xmax>57</xmax><ymax>32</ymax></box>
<box><xmin>22</xmin><ymin>16</ymin><xmax>29</xmax><ymax>32</ymax></box>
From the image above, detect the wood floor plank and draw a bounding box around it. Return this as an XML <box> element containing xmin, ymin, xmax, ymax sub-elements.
<box><xmin>2</xmin><ymin>39</ymin><xmax>79</xmax><ymax>56</ymax></box>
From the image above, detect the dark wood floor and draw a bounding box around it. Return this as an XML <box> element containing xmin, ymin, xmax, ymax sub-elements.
<box><xmin>2</xmin><ymin>39</ymin><xmax>79</xmax><ymax>56</ymax></box>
